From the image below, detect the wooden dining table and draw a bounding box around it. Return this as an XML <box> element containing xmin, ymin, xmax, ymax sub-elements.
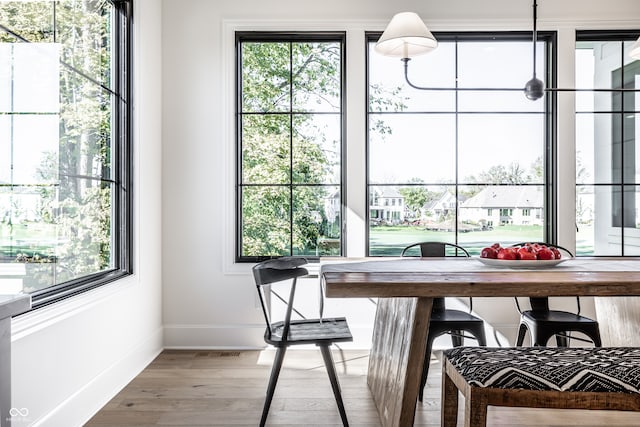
<box><xmin>320</xmin><ymin>257</ymin><xmax>640</xmax><ymax>427</ymax></box>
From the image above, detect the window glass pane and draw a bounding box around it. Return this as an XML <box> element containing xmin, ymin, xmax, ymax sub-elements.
<box><xmin>0</xmin><ymin>115</ymin><xmax>59</xmax><ymax>184</ymax></box>
<box><xmin>0</xmin><ymin>185</ymin><xmax>57</xmax><ymax>294</ymax></box>
<box><xmin>368</xmin><ymin>185</ymin><xmax>455</xmax><ymax>256</ymax></box>
<box><xmin>368</xmin><ymin>42</ymin><xmax>456</xmax><ymax>112</ymax></box>
<box><xmin>578</xmin><ymin>113</ymin><xmax>624</xmax><ymax>184</ymax></box>
<box><xmin>241</xmin><ymin>42</ymin><xmax>290</xmax><ymax>112</ymax></box>
<box><xmin>241</xmin><ymin>114</ymin><xmax>290</xmax><ymax>184</ymax></box>
<box><xmin>458</xmin><ymin>114</ymin><xmax>544</xmax><ymax>184</ymax></box>
<box><xmin>293</xmin><ymin>114</ymin><xmax>340</xmax><ymax>184</ymax></box>
<box><xmin>0</xmin><ymin>43</ymin><xmax>59</xmax><ymax>112</ymax></box>
<box><xmin>292</xmin><ymin>42</ymin><xmax>341</xmax><ymax>112</ymax></box>
<box><xmin>576</xmin><ymin>184</ymin><xmax>595</xmax><ymax>255</ymax></box>
<box><xmin>576</xmin><ymin>185</ymin><xmax>621</xmax><ymax>256</ymax></box>
<box><xmin>576</xmin><ymin>41</ymin><xmax>624</xmax><ymax>89</ymax></box>
<box><xmin>60</xmin><ymin>69</ymin><xmax>113</xmax><ymax>181</ymax></box>
<box><xmin>55</xmin><ymin>180</ymin><xmax>113</xmax><ymax>283</ymax></box>
<box><xmin>0</xmin><ymin>1</ymin><xmax>53</xmax><ymax>43</ymax></box>
<box><xmin>292</xmin><ymin>186</ymin><xmax>340</xmax><ymax>256</ymax></box>
<box><xmin>56</xmin><ymin>0</ymin><xmax>113</xmax><ymax>88</ymax></box>
<box><xmin>623</xmin><ymin>185</ymin><xmax>640</xmax><ymax>255</ymax></box>
<box><xmin>241</xmin><ymin>186</ymin><xmax>291</xmax><ymax>257</ymax></box>
<box><xmin>369</xmin><ymin>114</ymin><xmax>456</xmax><ymax>184</ymax></box>
<box><xmin>459</xmin><ymin>185</ymin><xmax>544</xmax><ymax>254</ymax></box>
<box><xmin>457</xmin><ymin>41</ymin><xmax>543</xmax><ymax>89</ymax></box>
<box><xmin>576</xmin><ymin>113</ymin><xmax>597</xmax><ymax>184</ymax></box>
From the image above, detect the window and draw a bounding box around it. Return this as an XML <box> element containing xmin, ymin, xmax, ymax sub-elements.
<box><xmin>0</xmin><ymin>0</ymin><xmax>132</xmax><ymax>308</ymax></box>
<box><xmin>575</xmin><ymin>31</ymin><xmax>640</xmax><ymax>256</ymax></box>
<box><xmin>236</xmin><ymin>33</ymin><xmax>345</xmax><ymax>261</ymax></box>
<box><xmin>522</xmin><ymin>208</ymin><xmax>531</xmax><ymax>216</ymax></box>
<box><xmin>367</xmin><ymin>32</ymin><xmax>554</xmax><ymax>255</ymax></box>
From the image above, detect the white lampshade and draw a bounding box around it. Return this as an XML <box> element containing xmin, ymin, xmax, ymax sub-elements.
<box><xmin>631</xmin><ymin>36</ymin><xmax>640</xmax><ymax>60</ymax></box>
<box><xmin>375</xmin><ymin>12</ymin><xmax>438</xmax><ymax>58</ymax></box>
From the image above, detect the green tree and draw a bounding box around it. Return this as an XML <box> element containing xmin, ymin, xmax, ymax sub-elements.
<box><xmin>398</xmin><ymin>179</ymin><xmax>439</xmax><ymax>219</ymax></box>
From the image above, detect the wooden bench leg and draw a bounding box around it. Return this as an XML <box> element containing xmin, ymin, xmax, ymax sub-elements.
<box><xmin>464</xmin><ymin>388</ymin><xmax>488</xmax><ymax>427</ymax></box>
<box><xmin>441</xmin><ymin>366</ymin><xmax>459</xmax><ymax>427</ymax></box>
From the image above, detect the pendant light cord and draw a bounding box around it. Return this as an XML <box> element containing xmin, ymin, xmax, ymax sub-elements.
<box><xmin>532</xmin><ymin>0</ymin><xmax>538</xmax><ymax>79</ymax></box>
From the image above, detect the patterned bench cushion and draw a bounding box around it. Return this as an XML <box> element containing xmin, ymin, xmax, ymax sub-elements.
<box><xmin>444</xmin><ymin>347</ymin><xmax>640</xmax><ymax>394</ymax></box>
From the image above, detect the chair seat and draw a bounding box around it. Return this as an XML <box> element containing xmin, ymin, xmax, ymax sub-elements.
<box><xmin>522</xmin><ymin>310</ymin><xmax>597</xmax><ymax>326</ymax></box>
<box><xmin>432</xmin><ymin>309</ymin><xmax>485</xmax><ymax>324</ymax></box>
<box><xmin>266</xmin><ymin>317</ymin><xmax>352</xmax><ymax>347</ymax></box>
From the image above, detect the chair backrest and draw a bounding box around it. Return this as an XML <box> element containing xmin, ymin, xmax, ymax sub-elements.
<box><xmin>509</xmin><ymin>242</ymin><xmax>578</xmax><ymax>314</ymax></box>
<box><xmin>252</xmin><ymin>257</ymin><xmax>309</xmax><ymax>341</ymax></box>
<box><xmin>401</xmin><ymin>242</ymin><xmax>470</xmax><ymax>312</ymax></box>
<box><xmin>401</xmin><ymin>241</ymin><xmax>470</xmax><ymax>258</ymax></box>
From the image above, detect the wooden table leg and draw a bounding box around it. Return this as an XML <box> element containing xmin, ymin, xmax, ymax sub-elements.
<box><xmin>367</xmin><ymin>297</ymin><xmax>433</xmax><ymax>427</ymax></box>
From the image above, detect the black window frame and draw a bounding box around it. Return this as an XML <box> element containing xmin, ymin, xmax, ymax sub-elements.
<box><xmin>1</xmin><ymin>0</ymin><xmax>134</xmax><ymax>309</ymax></box>
<box><xmin>365</xmin><ymin>31</ymin><xmax>558</xmax><ymax>255</ymax></box>
<box><xmin>235</xmin><ymin>31</ymin><xmax>347</xmax><ymax>263</ymax></box>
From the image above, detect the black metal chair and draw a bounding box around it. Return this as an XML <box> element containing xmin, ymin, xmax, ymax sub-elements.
<box><xmin>510</xmin><ymin>242</ymin><xmax>602</xmax><ymax>347</ymax></box>
<box><xmin>253</xmin><ymin>257</ymin><xmax>352</xmax><ymax>427</ymax></box>
<box><xmin>401</xmin><ymin>242</ymin><xmax>487</xmax><ymax>402</ymax></box>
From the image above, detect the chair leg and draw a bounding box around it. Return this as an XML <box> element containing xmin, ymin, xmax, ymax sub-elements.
<box><xmin>451</xmin><ymin>330</ymin><xmax>463</xmax><ymax>347</ymax></box>
<box><xmin>471</xmin><ymin>325</ymin><xmax>487</xmax><ymax>346</ymax></box>
<box><xmin>441</xmin><ymin>367</ymin><xmax>459</xmax><ymax>427</ymax></box>
<box><xmin>516</xmin><ymin>323</ymin><xmax>528</xmax><ymax>346</ymax></box>
<box><xmin>419</xmin><ymin>335</ymin><xmax>435</xmax><ymax>402</ymax></box>
<box><xmin>260</xmin><ymin>346</ymin><xmax>287</xmax><ymax>427</ymax></box>
<box><xmin>591</xmin><ymin>328</ymin><xmax>602</xmax><ymax>347</ymax></box>
<box><xmin>556</xmin><ymin>333</ymin><xmax>569</xmax><ymax>347</ymax></box>
<box><xmin>464</xmin><ymin>389</ymin><xmax>488</xmax><ymax>427</ymax></box>
<box><xmin>319</xmin><ymin>345</ymin><xmax>349</xmax><ymax>427</ymax></box>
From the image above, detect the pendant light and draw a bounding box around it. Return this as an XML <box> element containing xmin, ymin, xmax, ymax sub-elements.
<box><xmin>524</xmin><ymin>0</ymin><xmax>544</xmax><ymax>100</ymax></box>
<box><xmin>376</xmin><ymin>2</ymin><xmax>640</xmax><ymax>100</ymax></box>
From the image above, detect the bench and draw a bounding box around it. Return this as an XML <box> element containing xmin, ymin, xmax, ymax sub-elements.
<box><xmin>442</xmin><ymin>346</ymin><xmax>640</xmax><ymax>427</ymax></box>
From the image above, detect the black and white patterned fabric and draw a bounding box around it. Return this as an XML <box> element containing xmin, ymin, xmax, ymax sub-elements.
<box><xmin>444</xmin><ymin>347</ymin><xmax>640</xmax><ymax>393</ymax></box>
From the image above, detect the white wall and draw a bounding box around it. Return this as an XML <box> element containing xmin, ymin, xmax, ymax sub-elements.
<box><xmin>7</xmin><ymin>0</ymin><xmax>637</xmax><ymax>424</ymax></box>
<box><xmin>9</xmin><ymin>0</ymin><xmax>164</xmax><ymax>425</ymax></box>
<box><xmin>161</xmin><ymin>0</ymin><xmax>640</xmax><ymax>350</ymax></box>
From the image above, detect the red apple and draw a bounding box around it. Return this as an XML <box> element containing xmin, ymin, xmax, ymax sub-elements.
<box><xmin>517</xmin><ymin>246</ymin><xmax>537</xmax><ymax>260</ymax></box>
<box><xmin>537</xmin><ymin>247</ymin><xmax>555</xmax><ymax>260</ymax></box>
<box><xmin>480</xmin><ymin>247</ymin><xmax>498</xmax><ymax>259</ymax></box>
<box><xmin>497</xmin><ymin>247</ymin><xmax>517</xmax><ymax>260</ymax></box>
<box><xmin>551</xmin><ymin>248</ymin><xmax>561</xmax><ymax>259</ymax></box>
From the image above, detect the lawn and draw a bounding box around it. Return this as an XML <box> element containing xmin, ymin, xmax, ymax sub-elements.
<box><xmin>0</xmin><ymin>222</ymin><xmax>57</xmax><ymax>259</ymax></box>
<box><xmin>369</xmin><ymin>224</ymin><xmax>545</xmax><ymax>256</ymax></box>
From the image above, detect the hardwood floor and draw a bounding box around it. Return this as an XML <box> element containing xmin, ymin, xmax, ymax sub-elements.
<box><xmin>86</xmin><ymin>349</ymin><xmax>640</xmax><ymax>426</ymax></box>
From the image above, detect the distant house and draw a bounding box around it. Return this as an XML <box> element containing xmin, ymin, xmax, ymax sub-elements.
<box><xmin>460</xmin><ymin>186</ymin><xmax>543</xmax><ymax>226</ymax></box>
<box><xmin>422</xmin><ymin>191</ymin><xmax>457</xmax><ymax>219</ymax></box>
<box><xmin>370</xmin><ymin>187</ymin><xmax>405</xmax><ymax>224</ymax></box>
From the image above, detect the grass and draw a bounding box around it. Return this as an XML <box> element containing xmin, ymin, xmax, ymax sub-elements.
<box><xmin>0</xmin><ymin>222</ymin><xmax>57</xmax><ymax>258</ymax></box>
<box><xmin>369</xmin><ymin>224</ymin><xmax>545</xmax><ymax>256</ymax></box>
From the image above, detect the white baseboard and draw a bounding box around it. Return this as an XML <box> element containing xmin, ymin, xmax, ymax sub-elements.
<box><xmin>31</xmin><ymin>327</ymin><xmax>163</xmax><ymax>427</ymax></box>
